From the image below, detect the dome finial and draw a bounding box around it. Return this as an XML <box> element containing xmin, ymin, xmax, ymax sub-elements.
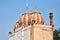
<box><xmin>34</xmin><ymin>3</ymin><xmax>38</xmax><ymax>12</ymax></box>
<box><xmin>35</xmin><ymin>3</ymin><xmax>37</xmax><ymax>10</ymax></box>
<box><xmin>26</xmin><ymin>3</ymin><xmax>28</xmax><ymax>10</ymax></box>
<box><xmin>25</xmin><ymin>3</ymin><xmax>29</xmax><ymax>13</ymax></box>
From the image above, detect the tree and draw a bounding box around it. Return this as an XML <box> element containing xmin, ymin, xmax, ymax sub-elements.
<box><xmin>53</xmin><ymin>28</ymin><xmax>60</xmax><ymax>40</ymax></box>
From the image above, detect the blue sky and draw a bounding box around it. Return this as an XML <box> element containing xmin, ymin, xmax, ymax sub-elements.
<box><xmin>0</xmin><ymin>0</ymin><xmax>60</xmax><ymax>40</ymax></box>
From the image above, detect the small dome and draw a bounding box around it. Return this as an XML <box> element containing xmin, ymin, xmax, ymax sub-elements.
<box><xmin>31</xmin><ymin>9</ymin><xmax>44</xmax><ymax>24</ymax></box>
<box><xmin>14</xmin><ymin>22</ymin><xmax>19</xmax><ymax>31</ymax></box>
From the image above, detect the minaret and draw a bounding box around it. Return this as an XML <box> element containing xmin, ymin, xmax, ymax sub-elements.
<box><xmin>49</xmin><ymin>11</ymin><xmax>54</xmax><ymax>27</ymax></box>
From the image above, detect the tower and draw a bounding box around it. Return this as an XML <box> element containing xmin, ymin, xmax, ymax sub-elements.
<box><xmin>49</xmin><ymin>11</ymin><xmax>54</xmax><ymax>27</ymax></box>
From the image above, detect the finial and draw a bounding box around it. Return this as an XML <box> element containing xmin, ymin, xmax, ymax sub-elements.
<box><xmin>25</xmin><ymin>4</ymin><xmax>29</xmax><ymax>13</ymax></box>
<box><xmin>26</xmin><ymin>4</ymin><xmax>28</xmax><ymax>10</ymax></box>
<box><xmin>35</xmin><ymin>3</ymin><xmax>37</xmax><ymax>10</ymax></box>
<box><xmin>34</xmin><ymin>3</ymin><xmax>38</xmax><ymax>12</ymax></box>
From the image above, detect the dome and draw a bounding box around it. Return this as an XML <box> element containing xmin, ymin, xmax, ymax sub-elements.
<box><xmin>14</xmin><ymin>8</ymin><xmax>44</xmax><ymax>31</ymax></box>
<box><xmin>31</xmin><ymin>9</ymin><xmax>44</xmax><ymax>24</ymax></box>
<box><xmin>14</xmin><ymin>22</ymin><xmax>19</xmax><ymax>31</ymax></box>
<box><xmin>18</xmin><ymin>10</ymin><xmax>31</xmax><ymax>27</ymax></box>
